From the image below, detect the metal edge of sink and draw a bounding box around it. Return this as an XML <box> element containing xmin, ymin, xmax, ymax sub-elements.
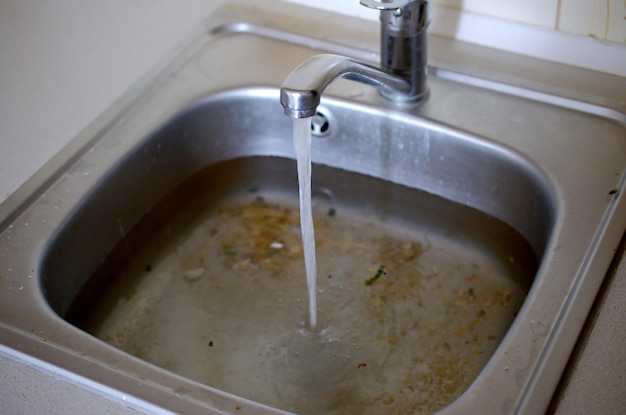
<box><xmin>1</xmin><ymin>1</ymin><xmax>625</xmax><ymax>414</ymax></box>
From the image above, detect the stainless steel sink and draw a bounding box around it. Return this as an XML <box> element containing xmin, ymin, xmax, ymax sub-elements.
<box><xmin>1</xmin><ymin>1</ymin><xmax>625</xmax><ymax>414</ymax></box>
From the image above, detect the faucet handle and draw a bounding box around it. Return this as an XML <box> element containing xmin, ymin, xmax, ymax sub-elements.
<box><xmin>360</xmin><ymin>0</ymin><xmax>413</xmax><ymax>11</ymax></box>
<box><xmin>361</xmin><ymin>0</ymin><xmax>428</xmax><ymax>31</ymax></box>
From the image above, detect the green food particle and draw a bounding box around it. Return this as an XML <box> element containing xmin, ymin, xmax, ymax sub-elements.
<box><xmin>208</xmin><ymin>341</ymin><xmax>214</xmax><ymax>347</ymax></box>
<box><xmin>365</xmin><ymin>265</ymin><xmax>387</xmax><ymax>286</ymax></box>
<box><xmin>327</xmin><ymin>208</ymin><xmax>336</xmax><ymax>217</ymax></box>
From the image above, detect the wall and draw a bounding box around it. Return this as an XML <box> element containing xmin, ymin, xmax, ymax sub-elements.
<box><xmin>437</xmin><ymin>0</ymin><xmax>625</xmax><ymax>44</ymax></box>
<box><xmin>285</xmin><ymin>0</ymin><xmax>626</xmax><ymax>77</ymax></box>
<box><xmin>287</xmin><ymin>0</ymin><xmax>626</xmax><ymax>45</ymax></box>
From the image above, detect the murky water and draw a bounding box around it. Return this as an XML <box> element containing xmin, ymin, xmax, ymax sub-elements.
<box><xmin>71</xmin><ymin>156</ymin><xmax>533</xmax><ymax>415</ymax></box>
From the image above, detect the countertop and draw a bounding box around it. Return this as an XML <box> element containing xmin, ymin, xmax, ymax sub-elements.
<box><xmin>0</xmin><ymin>0</ymin><xmax>226</xmax><ymax>204</ymax></box>
<box><xmin>1</xmin><ymin>1</ymin><xmax>625</xmax><ymax>414</ymax></box>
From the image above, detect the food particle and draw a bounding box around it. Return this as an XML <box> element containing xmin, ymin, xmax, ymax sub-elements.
<box><xmin>382</xmin><ymin>397</ymin><xmax>395</xmax><ymax>405</ymax></box>
<box><xmin>269</xmin><ymin>241</ymin><xmax>284</xmax><ymax>250</ymax></box>
<box><xmin>365</xmin><ymin>265</ymin><xmax>387</xmax><ymax>286</ymax></box>
<box><xmin>184</xmin><ymin>267</ymin><xmax>205</xmax><ymax>281</ymax></box>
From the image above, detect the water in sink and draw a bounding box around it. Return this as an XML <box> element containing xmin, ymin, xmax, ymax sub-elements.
<box><xmin>68</xmin><ymin>156</ymin><xmax>534</xmax><ymax>415</ymax></box>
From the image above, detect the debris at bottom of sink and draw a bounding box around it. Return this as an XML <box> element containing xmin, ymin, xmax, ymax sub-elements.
<box><xmin>184</xmin><ymin>267</ymin><xmax>205</xmax><ymax>281</ymax></box>
<box><xmin>81</xmin><ymin>188</ymin><xmax>530</xmax><ymax>415</ymax></box>
<box><xmin>269</xmin><ymin>241</ymin><xmax>284</xmax><ymax>250</ymax></box>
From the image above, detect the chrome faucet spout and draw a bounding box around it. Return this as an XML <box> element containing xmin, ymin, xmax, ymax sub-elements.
<box><xmin>280</xmin><ymin>54</ymin><xmax>410</xmax><ymax>118</ymax></box>
<box><xmin>280</xmin><ymin>0</ymin><xmax>429</xmax><ymax>119</ymax></box>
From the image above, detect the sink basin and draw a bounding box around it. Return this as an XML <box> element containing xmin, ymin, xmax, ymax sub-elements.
<box><xmin>1</xmin><ymin>1</ymin><xmax>625</xmax><ymax>414</ymax></box>
<box><xmin>56</xmin><ymin>90</ymin><xmax>542</xmax><ymax>415</ymax></box>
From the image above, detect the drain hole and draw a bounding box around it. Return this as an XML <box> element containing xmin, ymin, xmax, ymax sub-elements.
<box><xmin>311</xmin><ymin>109</ymin><xmax>332</xmax><ymax>137</ymax></box>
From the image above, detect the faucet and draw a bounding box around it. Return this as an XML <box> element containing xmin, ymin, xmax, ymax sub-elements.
<box><xmin>280</xmin><ymin>0</ymin><xmax>429</xmax><ymax>118</ymax></box>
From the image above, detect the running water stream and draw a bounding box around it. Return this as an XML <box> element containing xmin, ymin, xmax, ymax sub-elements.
<box><xmin>292</xmin><ymin>117</ymin><xmax>318</xmax><ymax>331</ymax></box>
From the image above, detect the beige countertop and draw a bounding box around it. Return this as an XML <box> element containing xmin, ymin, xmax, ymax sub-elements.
<box><xmin>0</xmin><ymin>0</ymin><xmax>226</xmax><ymax>204</ymax></box>
<box><xmin>1</xmin><ymin>1</ymin><xmax>625</xmax><ymax>414</ymax></box>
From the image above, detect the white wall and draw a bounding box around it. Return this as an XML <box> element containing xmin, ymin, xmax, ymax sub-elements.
<box><xmin>285</xmin><ymin>0</ymin><xmax>626</xmax><ymax>77</ymax></box>
<box><xmin>286</xmin><ymin>0</ymin><xmax>626</xmax><ymax>44</ymax></box>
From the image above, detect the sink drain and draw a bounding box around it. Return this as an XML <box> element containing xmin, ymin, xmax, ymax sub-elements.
<box><xmin>311</xmin><ymin>107</ymin><xmax>332</xmax><ymax>137</ymax></box>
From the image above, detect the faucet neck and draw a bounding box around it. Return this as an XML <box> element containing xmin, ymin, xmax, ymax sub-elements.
<box><xmin>280</xmin><ymin>1</ymin><xmax>430</xmax><ymax>118</ymax></box>
<box><xmin>362</xmin><ymin>0</ymin><xmax>430</xmax><ymax>103</ymax></box>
